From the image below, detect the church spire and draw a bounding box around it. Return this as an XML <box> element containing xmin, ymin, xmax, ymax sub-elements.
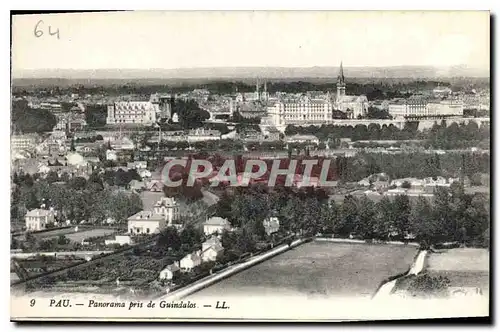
<box><xmin>336</xmin><ymin>61</ymin><xmax>346</xmax><ymax>99</ymax></box>
<box><xmin>337</xmin><ymin>61</ymin><xmax>345</xmax><ymax>86</ymax></box>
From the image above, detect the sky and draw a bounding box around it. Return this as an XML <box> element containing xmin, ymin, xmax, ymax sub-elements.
<box><xmin>12</xmin><ymin>11</ymin><xmax>490</xmax><ymax>72</ymax></box>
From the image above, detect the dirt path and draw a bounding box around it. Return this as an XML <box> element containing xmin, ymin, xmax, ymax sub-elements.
<box><xmin>372</xmin><ymin>250</ymin><xmax>427</xmax><ymax>300</ymax></box>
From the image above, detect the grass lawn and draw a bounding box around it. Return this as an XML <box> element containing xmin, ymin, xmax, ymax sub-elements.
<box><xmin>64</xmin><ymin>229</ymin><xmax>117</xmax><ymax>243</ymax></box>
<box><xmin>426</xmin><ymin>248</ymin><xmax>489</xmax><ymax>293</ymax></box>
<box><xmin>395</xmin><ymin>248</ymin><xmax>490</xmax><ymax>296</ymax></box>
<box><xmin>427</xmin><ymin>248</ymin><xmax>489</xmax><ymax>272</ymax></box>
<box><xmin>191</xmin><ymin>241</ymin><xmax>418</xmax><ymax>299</ymax></box>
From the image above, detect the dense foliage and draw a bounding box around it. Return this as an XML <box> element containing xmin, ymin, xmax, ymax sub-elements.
<box><xmin>12</xmin><ymin>100</ymin><xmax>57</xmax><ymax>133</ymax></box>
<box><xmin>84</xmin><ymin>104</ymin><xmax>108</xmax><ymax>128</ymax></box>
<box><xmin>171</xmin><ymin>99</ymin><xmax>210</xmax><ymax>129</ymax></box>
<box><xmin>285</xmin><ymin>120</ymin><xmax>490</xmax><ymax>149</ymax></box>
<box><xmin>11</xmin><ymin>172</ymin><xmax>143</xmax><ymax>224</ymax></box>
<box><xmin>214</xmin><ymin>183</ymin><xmax>489</xmax><ymax>247</ymax></box>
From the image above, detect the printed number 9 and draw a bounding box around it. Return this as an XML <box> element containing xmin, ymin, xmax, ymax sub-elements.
<box><xmin>30</xmin><ymin>299</ymin><xmax>36</xmax><ymax>307</ymax></box>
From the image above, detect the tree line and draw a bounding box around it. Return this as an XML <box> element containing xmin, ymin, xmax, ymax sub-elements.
<box><xmin>12</xmin><ymin>100</ymin><xmax>57</xmax><ymax>133</ymax></box>
<box><xmin>11</xmin><ymin>172</ymin><xmax>143</xmax><ymax>224</ymax></box>
<box><xmin>285</xmin><ymin>120</ymin><xmax>489</xmax><ymax>149</ymax></box>
<box><xmin>213</xmin><ymin>183</ymin><xmax>489</xmax><ymax>248</ymax></box>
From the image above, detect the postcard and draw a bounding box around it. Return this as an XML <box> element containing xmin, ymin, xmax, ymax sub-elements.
<box><xmin>10</xmin><ymin>10</ymin><xmax>490</xmax><ymax>322</ymax></box>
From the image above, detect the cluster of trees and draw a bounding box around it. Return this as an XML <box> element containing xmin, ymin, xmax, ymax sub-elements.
<box><xmin>171</xmin><ymin>99</ymin><xmax>210</xmax><ymax>129</ymax></box>
<box><xmin>228</xmin><ymin>111</ymin><xmax>261</xmax><ymax>124</ymax></box>
<box><xmin>73</xmin><ymin>135</ymin><xmax>104</xmax><ymax>143</ymax></box>
<box><xmin>162</xmin><ymin>178</ymin><xmax>204</xmax><ymax>203</ymax></box>
<box><xmin>284</xmin><ymin>120</ymin><xmax>490</xmax><ymax>150</ymax></box>
<box><xmin>246</xmin><ymin>141</ymin><xmax>286</xmax><ymax>151</ymax></box>
<box><xmin>84</xmin><ymin>104</ymin><xmax>108</xmax><ymax>128</ymax></box>
<box><xmin>18</xmin><ymin>234</ymin><xmax>76</xmax><ymax>252</ymax></box>
<box><xmin>334</xmin><ymin>152</ymin><xmax>489</xmax><ymax>182</ymax></box>
<box><xmin>12</xmin><ymin>100</ymin><xmax>57</xmax><ymax>133</ymax></box>
<box><xmin>155</xmin><ymin>224</ymin><xmax>204</xmax><ymax>254</ymax></box>
<box><xmin>463</xmin><ymin>108</ymin><xmax>490</xmax><ymax>118</ymax></box>
<box><xmin>11</xmin><ymin>172</ymin><xmax>143</xmax><ymax>224</ymax></box>
<box><xmin>285</xmin><ymin>122</ymin><xmax>421</xmax><ymax>142</ymax></box>
<box><xmin>214</xmin><ymin>183</ymin><xmax>490</xmax><ymax>248</ymax></box>
<box><xmin>364</xmin><ymin>107</ymin><xmax>392</xmax><ymax>119</ymax></box>
<box><xmin>154</xmin><ymin>149</ymin><xmax>489</xmax><ymax>188</ymax></box>
<box><xmin>425</xmin><ymin>121</ymin><xmax>490</xmax><ymax>150</ymax></box>
<box><xmin>16</xmin><ymin>78</ymin><xmax>488</xmax><ymax>98</ymax></box>
<box><xmin>99</xmin><ymin>169</ymin><xmax>142</xmax><ymax>187</ymax></box>
<box><xmin>150</xmin><ymin>139</ymin><xmax>245</xmax><ymax>152</ymax></box>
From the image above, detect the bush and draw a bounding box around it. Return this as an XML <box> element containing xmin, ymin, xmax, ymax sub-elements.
<box><xmin>406</xmin><ymin>274</ymin><xmax>451</xmax><ymax>298</ymax></box>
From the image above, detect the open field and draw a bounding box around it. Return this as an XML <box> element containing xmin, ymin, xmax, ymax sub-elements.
<box><xmin>426</xmin><ymin>248</ymin><xmax>490</xmax><ymax>293</ymax></box>
<box><xmin>427</xmin><ymin>248</ymin><xmax>489</xmax><ymax>272</ymax></box>
<box><xmin>64</xmin><ymin>229</ymin><xmax>117</xmax><ymax>243</ymax></box>
<box><xmin>28</xmin><ymin>227</ymin><xmax>77</xmax><ymax>240</ymax></box>
<box><xmin>190</xmin><ymin>241</ymin><xmax>418</xmax><ymax>299</ymax></box>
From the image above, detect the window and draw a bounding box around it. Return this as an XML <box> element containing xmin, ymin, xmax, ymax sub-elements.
<box><xmin>146</xmin><ymin>228</ymin><xmax>150</xmax><ymax>234</ymax></box>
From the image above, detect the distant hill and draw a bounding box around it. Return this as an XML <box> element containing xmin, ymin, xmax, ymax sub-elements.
<box><xmin>13</xmin><ymin>65</ymin><xmax>489</xmax><ymax>83</ymax></box>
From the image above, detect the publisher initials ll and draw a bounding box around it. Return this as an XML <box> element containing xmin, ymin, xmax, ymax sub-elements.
<box><xmin>215</xmin><ymin>301</ymin><xmax>229</xmax><ymax>309</ymax></box>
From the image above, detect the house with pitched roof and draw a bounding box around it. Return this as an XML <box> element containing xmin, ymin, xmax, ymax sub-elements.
<box><xmin>203</xmin><ymin>217</ymin><xmax>231</xmax><ymax>236</ymax></box>
<box><xmin>25</xmin><ymin>208</ymin><xmax>55</xmax><ymax>231</ymax></box>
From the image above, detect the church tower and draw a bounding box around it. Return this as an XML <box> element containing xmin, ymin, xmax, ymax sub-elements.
<box><xmin>255</xmin><ymin>78</ymin><xmax>260</xmax><ymax>100</ymax></box>
<box><xmin>336</xmin><ymin>61</ymin><xmax>346</xmax><ymax>99</ymax></box>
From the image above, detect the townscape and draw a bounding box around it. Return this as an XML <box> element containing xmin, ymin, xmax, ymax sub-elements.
<box><xmin>10</xmin><ymin>12</ymin><xmax>490</xmax><ymax>317</ymax></box>
<box><xmin>10</xmin><ymin>64</ymin><xmax>490</xmax><ymax>302</ymax></box>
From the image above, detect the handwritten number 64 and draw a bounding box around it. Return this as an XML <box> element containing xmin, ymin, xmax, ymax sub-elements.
<box><xmin>34</xmin><ymin>20</ymin><xmax>60</xmax><ymax>39</ymax></box>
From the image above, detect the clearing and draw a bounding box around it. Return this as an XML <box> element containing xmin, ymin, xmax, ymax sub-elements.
<box><xmin>190</xmin><ymin>241</ymin><xmax>418</xmax><ymax>299</ymax></box>
<box><xmin>426</xmin><ymin>248</ymin><xmax>489</xmax><ymax>293</ymax></box>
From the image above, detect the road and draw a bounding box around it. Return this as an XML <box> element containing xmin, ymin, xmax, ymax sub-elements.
<box><xmin>372</xmin><ymin>250</ymin><xmax>427</xmax><ymax>300</ymax></box>
<box><xmin>154</xmin><ymin>238</ymin><xmax>306</xmax><ymax>301</ymax></box>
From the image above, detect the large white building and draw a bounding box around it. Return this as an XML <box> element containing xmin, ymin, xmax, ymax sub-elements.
<box><xmin>127</xmin><ymin>211</ymin><xmax>166</xmax><ymax>235</ymax></box>
<box><xmin>203</xmin><ymin>217</ymin><xmax>231</xmax><ymax>235</ymax></box>
<box><xmin>107</xmin><ymin>101</ymin><xmax>159</xmax><ymax>125</ymax></box>
<box><xmin>106</xmin><ymin>94</ymin><xmax>173</xmax><ymax>125</ymax></box>
<box><xmin>388</xmin><ymin>97</ymin><xmax>464</xmax><ymax>118</ymax></box>
<box><xmin>265</xmin><ymin>62</ymin><xmax>368</xmax><ymax>126</ymax></box>
<box><xmin>25</xmin><ymin>208</ymin><xmax>55</xmax><ymax>231</ymax></box>
<box><xmin>128</xmin><ymin>197</ymin><xmax>180</xmax><ymax>235</ymax></box>
<box><xmin>153</xmin><ymin>197</ymin><xmax>180</xmax><ymax>226</ymax></box>
<box><xmin>11</xmin><ymin>134</ymin><xmax>39</xmax><ymax>151</ymax></box>
<box><xmin>266</xmin><ymin>96</ymin><xmax>333</xmax><ymax>126</ymax></box>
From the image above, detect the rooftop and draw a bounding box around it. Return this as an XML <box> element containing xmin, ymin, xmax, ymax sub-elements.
<box><xmin>128</xmin><ymin>210</ymin><xmax>165</xmax><ymax>222</ymax></box>
<box><xmin>26</xmin><ymin>208</ymin><xmax>52</xmax><ymax>217</ymax></box>
<box><xmin>204</xmin><ymin>217</ymin><xmax>230</xmax><ymax>226</ymax></box>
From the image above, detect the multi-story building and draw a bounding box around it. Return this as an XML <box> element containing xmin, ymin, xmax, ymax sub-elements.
<box><xmin>128</xmin><ymin>196</ymin><xmax>182</xmax><ymax>235</ymax></box>
<box><xmin>203</xmin><ymin>217</ymin><xmax>231</xmax><ymax>235</ymax></box>
<box><xmin>106</xmin><ymin>99</ymin><xmax>160</xmax><ymax>125</ymax></box>
<box><xmin>267</xmin><ymin>97</ymin><xmax>333</xmax><ymax>126</ymax></box>
<box><xmin>388</xmin><ymin>97</ymin><xmax>464</xmax><ymax>118</ymax></box>
<box><xmin>187</xmin><ymin>128</ymin><xmax>221</xmax><ymax>142</ymax></box>
<box><xmin>427</xmin><ymin>99</ymin><xmax>464</xmax><ymax>116</ymax></box>
<box><xmin>25</xmin><ymin>208</ymin><xmax>55</xmax><ymax>231</ymax></box>
<box><xmin>127</xmin><ymin>211</ymin><xmax>166</xmax><ymax>235</ymax></box>
<box><xmin>266</xmin><ymin>62</ymin><xmax>368</xmax><ymax>126</ymax></box>
<box><xmin>153</xmin><ymin>197</ymin><xmax>180</xmax><ymax>226</ymax></box>
<box><xmin>11</xmin><ymin>134</ymin><xmax>39</xmax><ymax>151</ymax></box>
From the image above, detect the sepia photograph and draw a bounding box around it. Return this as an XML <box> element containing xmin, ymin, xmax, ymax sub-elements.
<box><xmin>9</xmin><ymin>10</ymin><xmax>491</xmax><ymax>322</ymax></box>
